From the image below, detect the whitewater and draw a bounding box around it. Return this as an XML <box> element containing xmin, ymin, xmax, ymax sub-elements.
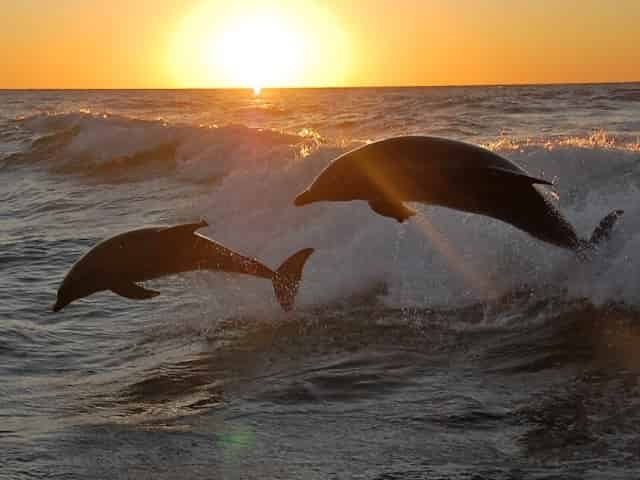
<box><xmin>2</xmin><ymin>85</ymin><xmax>640</xmax><ymax>479</ymax></box>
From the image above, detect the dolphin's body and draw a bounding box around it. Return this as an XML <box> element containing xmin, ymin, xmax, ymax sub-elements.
<box><xmin>295</xmin><ymin>136</ymin><xmax>622</xmax><ymax>253</ymax></box>
<box><xmin>53</xmin><ymin>220</ymin><xmax>314</xmax><ymax>312</ymax></box>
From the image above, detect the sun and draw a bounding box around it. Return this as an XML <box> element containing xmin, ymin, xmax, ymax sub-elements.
<box><xmin>212</xmin><ymin>11</ymin><xmax>305</xmax><ymax>92</ymax></box>
<box><xmin>168</xmin><ymin>1</ymin><xmax>351</xmax><ymax>89</ymax></box>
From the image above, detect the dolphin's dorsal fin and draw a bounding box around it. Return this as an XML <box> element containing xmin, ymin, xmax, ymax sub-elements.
<box><xmin>488</xmin><ymin>167</ymin><xmax>553</xmax><ymax>186</ymax></box>
<box><xmin>111</xmin><ymin>282</ymin><xmax>160</xmax><ymax>300</ymax></box>
<box><xmin>161</xmin><ymin>220</ymin><xmax>208</xmax><ymax>237</ymax></box>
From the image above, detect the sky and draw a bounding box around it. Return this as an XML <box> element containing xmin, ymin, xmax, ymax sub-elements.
<box><xmin>1</xmin><ymin>0</ymin><xmax>639</xmax><ymax>89</ymax></box>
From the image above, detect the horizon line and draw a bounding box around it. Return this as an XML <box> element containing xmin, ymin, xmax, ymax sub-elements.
<box><xmin>1</xmin><ymin>80</ymin><xmax>639</xmax><ymax>92</ymax></box>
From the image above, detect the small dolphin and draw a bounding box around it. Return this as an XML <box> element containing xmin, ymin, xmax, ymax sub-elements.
<box><xmin>294</xmin><ymin>136</ymin><xmax>623</xmax><ymax>253</ymax></box>
<box><xmin>53</xmin><ymin>220</ymin><xmax>314</xmax><ymax>312</ymax></box>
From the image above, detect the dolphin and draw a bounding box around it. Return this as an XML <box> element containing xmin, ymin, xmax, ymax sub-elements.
<box><xmin>294</xmin><ymin>136</ymin><xmax>623</xmax><ymax>253</ymax></box>
<box><xmin>53</xmin><ymin>220</ymin><xmax>314</xmax><ymax>312</ymax></box>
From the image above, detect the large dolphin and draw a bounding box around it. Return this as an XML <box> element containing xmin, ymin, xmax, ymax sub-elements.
<box><xmin>53</xmin><ymin>220</ymin><xmax>314</xmax><ymax>312</ymax></box>
<box><xmin>294</xmin><ymin>136</ymin><xmax>623</xmax><ymax>253</ymax></box>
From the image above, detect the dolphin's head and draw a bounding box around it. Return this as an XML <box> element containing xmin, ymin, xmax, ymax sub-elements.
<box><xmin>52</xmin><ymin>226</ymin><xmax>180</xmax><ymax>312</ymax></box>
<box><xmin>52</xmin><ymin>280</ymin><xmax>76</xmax><ymax>312</ymax></box>
<box><xmin>51</xmin><ymin>229</ymin><xmax>157</xmax><ymax>312</ymax></box>
<box><xmin>52</xmin><ymin>244</ymin><xmax>116</xmax><ymax>311</ymax></box>
<box><xmin>53</xmin><ymin>267</ymin><xmax>102</xmax><ymax>312</ymax></box>
<box><xmin>294</xmin><ymin>152</ymin><xmax>373</xmax><ymax>207</ymax></box>
<box><xmin>293</xmin><ymin>188</ymin><xmax>316</xmax><ymax>206</ymax></box>
<box><xmin>294</xmin><ymin>181</ymin><xmax>352</xmax><ymax>206</ymax></box>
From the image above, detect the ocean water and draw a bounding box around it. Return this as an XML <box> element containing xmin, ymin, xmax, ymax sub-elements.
<box><xmin>2</xmin><ymin>85</ymin><xmax>640</xmax><ymax>479</ymax></box>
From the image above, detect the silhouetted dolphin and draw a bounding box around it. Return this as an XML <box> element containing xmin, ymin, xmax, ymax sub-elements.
<box><xmin>294</xmin><ymin>136</ymin><xmax>623</xmax><ymax>252</ymax></box>
<box><xmin>53</xmin><ymin>220</ymin><xmax>314</xmax><ymax>312</ymax></box>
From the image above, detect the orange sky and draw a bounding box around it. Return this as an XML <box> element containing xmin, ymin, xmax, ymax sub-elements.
<box><xmin>2</xmin><ymin>0</ymin><xmax>639</xmax><ymax>89</ymax></box>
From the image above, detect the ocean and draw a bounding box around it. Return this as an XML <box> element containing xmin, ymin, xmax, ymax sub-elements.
<box><xmin>2</xmin><ymin>85</ymin><xmax>640</xmax><ymax>479</ymax></box>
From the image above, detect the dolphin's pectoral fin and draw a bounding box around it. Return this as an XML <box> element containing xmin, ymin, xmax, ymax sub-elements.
<box><xmin>368</xmin><ymin>200</ymin><xmax>416</xmax><ymax>222</ymax></box>
<box><xmin>111</xmin><ymin>282</ymin><xmax>160</xmax><ymax>300</ymax></box>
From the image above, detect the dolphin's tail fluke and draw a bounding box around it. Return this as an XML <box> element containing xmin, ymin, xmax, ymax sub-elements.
<box><xmin>577</xmin><ymin>209</ymin><xmax>624</xmax><ymax>260</ymax></box>
<box><xmin>588</xmin><ymin>209</ymin><xmax>624</xmax><ymax>248</ymax></box>
<box><xmin>272</xmin><ymin>248</ymin><xmax>315</xmax><ymax>312</ymax></box>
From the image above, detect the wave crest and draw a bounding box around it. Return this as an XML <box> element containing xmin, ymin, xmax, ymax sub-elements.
<box><xmin>11</xmin><ymin>112</ymin><xmax>322</xmax><ymax>182</ymax></box>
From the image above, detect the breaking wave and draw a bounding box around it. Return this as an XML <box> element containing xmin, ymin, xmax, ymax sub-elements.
<box><xmin>5</xmin><ymin>111</ymin><xmax>640</xmax><ymax>314</ymax></box>
<box><xmin>6</xmin><ymin>112</ymin><xmax>322</xmax><ymax>182</ymax></box>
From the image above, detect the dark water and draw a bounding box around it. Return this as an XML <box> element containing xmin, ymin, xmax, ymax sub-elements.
<box><xmin>2</xmin><ymin>85</ymin><xmax>640</xmax><ymax>478</ymax></box>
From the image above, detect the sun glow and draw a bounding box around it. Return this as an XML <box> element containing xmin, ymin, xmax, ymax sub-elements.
<box><xmin>213</xmin><ymin>11</ymin><xmax>304</xmax><ymax>92</ymax></box>
<box><xmin>169</xmin><ymin>0</ymin><xmax>351</xmax><ymax>89</ymax></box>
